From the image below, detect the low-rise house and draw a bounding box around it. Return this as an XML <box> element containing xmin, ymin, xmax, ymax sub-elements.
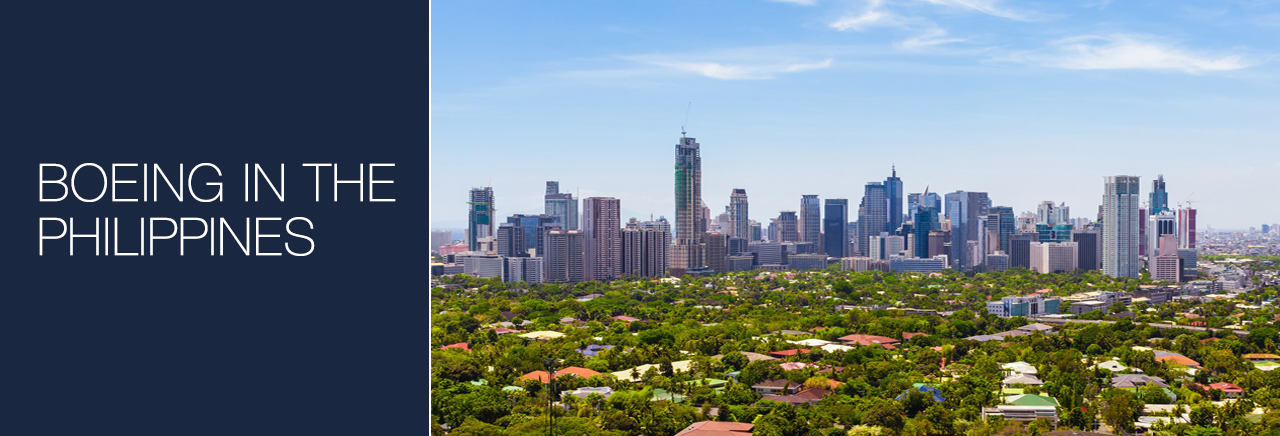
<box><xmin>1017</xmin><ymin>323</ymin><xmax>1056</xmax><ymax>333</ymax></box>
<box><xmin>1092</xmin><ymin>359</ymin><xmax>1141</xmax><ymax>373</ymax></box>
<box><xmin>575</xmin><ymin>293</ymin><xmax>604</xmax><ymax>302</ymax></box>
<box><xmin>1192</xmin><ymin>382</ymin><xmax>1245</xmax><ymax>399</ymax></box>
<box><xmin>983</xmin><ymin>393</ymin><xmax>1060</xmax><ymax>424</ymax></box>
<box><xmin>610</xmin><ymin>360</ymin><xmax>693</xmax><ymax>382</ymax></box>
<box><xmin>1111</xmin><ymin>374</ymin><xmax>1167</xmax><ymax>388</ymax></box>
<box><xmin>788</xmin><ymin>338</ymin><xmax>834</xmax><ymax>347</ymax></box>
<box><xmin>1244</xmin><ymin>353</ymin><xmax>1280</xmax><ymax>362</ymax></box>
<box><xmin>1002</xmin><ymin>373</ymin><xmax>1043</xmax><ymax>387</ymax></box>
<box><xmin>819</xmin><ymin>343</ymin><xmax>855</xmax><ymax>353</ymax></box>
<box><xmin>612</xmin><ymin>315</ymin><xmax>640</xmax><ymax>323</ymax></box>
<box><xmin>492</xmin><ymin>327</ymin><xmax>520</xmax><ymax>335</ymax></box>
<box><xmin>837</xmin><ymin>334</ymin><xmax>899</xmax><ymax>348</ymax></box>
<box><xmin>768</xmin><ymin>348</ymin><xmax>811</xmax><ymax>358</ymax></box>
<box><xmin>762</xmin><ymin>387</ymin><xmax>829</xmax><ymax>406</ymax></box>
<box><xmin>560</xmin><ymin>386</ymin><xmax>614</xmax><ymax>400</ymax></box>
<box><xmin>441</xmin><ymin>342</ymin><xmax>470</xmax><ymax>352</ymax></box>
<box><xmin>652</xmin><ymin>388</ymin><xmax>687</xmax><ymax>403</ymax></box>
<box><xmin>521</xmin><ymin>366</ymin><xmax>602</xmax><ymax>383</ymax></box>
<box><xmin>965</xmin><ymin>334</ymin><xmax>1004</xmax><ymax>342</ymax></box>
<box><xmin>992</xmin><ymin>330</ymin><xmax>1031</xmax><ymax>338</ymax></box>
<box><xmin>1002</xmin><ymin>361</ymin><xmax>1037</xmax><ymax>376</ymax></box>
<box><xmin>902</xmin><ymin>332</ymin><xmax>929</xmax><ymax>340</ymax></box>
<box><xmin>577</xmin><ymin>344</ymin><xmax>614</xmax><ymax>357</ymax></box>
<box><xmin>674</xmin><ymin>421</ymin><xmax>753</xmax><ymax>436</ymax></box>
<box><xmin>751</xmin><ymin>379</ymin><xmax>801</xmax><ymax>395</ymax></box>
<box><xmin>896</xmin><ymin>384</ymin><xmax>945</xmax><ymax>403</ymax></box>
<box><xmin>518</xmin><ymin>330</ymin><xmax>566</xmax><ymax>340</ymax></box>
<box><xmin>684</xmin><ymin>378</ymin><xmax>729</xmax><ymax>391</ymax></box>
<box><xmin>1154</xmin><ymin>351</ymin><xmax>1201</xmax><ymax>368</ymax></box>
<box><xmin>712</xmin><ymin>351</ymin><xmax>777</xmax><ymax>362</ymax></box>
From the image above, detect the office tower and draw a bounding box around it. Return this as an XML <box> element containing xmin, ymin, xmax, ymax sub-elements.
<box><xmin>823</xmin><ymin>199</ymin><xmax>849</xmax><ymax>258</ymax></box>
<box><xmin>544</xmin><ymin>181</ymin><xmax>579</xmax><ymax>231</ymax></box>
<box><xmin>869</xmin><ymin>233</ymin><xmax>906</xmax><ymax>260</ymax></box>
<box><xmin>749</xmin><ymin>241</ymin><xmax>784</xmax><ymax>266</ymax></box>
<box><xmin>1030</xmin><ymin>242</ymin><xmax>1079</xmax><ymax>274</ymax></box>
<box><xmin>884</xmin><ymin>167</ymin><xmax>904</xmax><ymax>234</ymax></box>
<box><xmin>857</xmin><ymin>182</ymin><xmax>888</xmax><ymax>256</ymax></box>
<box><xmin>1103</xmin><ymin>176</ymin><xmax>1141</xmax><ymax>279</ymax></box>
<box><xmin>430</xmin><ymin>230</ymin><xmax>452</xmax><ymax>253</ymax></box>
<box><xmin>928</xmin><ymin>230</ymin><xmax>950</xmax><ymax>258</ymax></box>
<box><xmin>504</xmin><ymin>257</ymin><xmax>544</xmax><ymax>284</ymax></box>
<box><xmin>799</xmin><ymin>195</ymin><xmax>821</xmax><ymax>245</ymax></box>
<box><xmin>622</xmin><ymin>227</ymin><xmax>670</xmax><ymax>278</ymax></box>
<box><xmin>713</xmin><ymin>210</ymin><xmax>731</xmax><ymax>234</ymax></box>
<box><xmin>914</xmin><ymin>209</ymin><xmax>936</xmax><ymax>258</ymax></box>
<box><xmin>1178</xmin><ymin>208</ymin><xmax>1197</xmax><ymax>249</ymax></box>
<box><xmin>727</xmin><ymin>236</ymin><xmax>748</xmax><ymax>256</ymax></box>
<box><xmin>1138</xmin><ymin>208</ymin><xmax>1147</xmax><ymax>258</ymax></box>
<box><xmin>767</xmin><ymin>220</ymin><xmax>777</xmax><ymax>242</ymax></box>
<box><xmin>1072</xmin><ymin>229</ymin><xmax>1100</xmax><ymax>271</ymax></box>
<box><xmin>702</xmin><ymin>232</ymin><xmax>729</xmax><ymax>273</ymax></box>
<box><xmin>1150</xmin><ymin>175</ymin><xmax>1168</xmax><ymax>214</ymax></box>
<box><xmin>944</xmin><ymin>191</ymin><xmax>990</xmax><ymax>271</ymax></box>
<box><xmin>1010</xmin><ymin>233</ymin><xmax>1038</xmax><ymax>269</ymax></box>
<box><xmin>1016</xmin><ymin>214</ymin><xmax>1037</xmax><ymax>233</ymax></box>
<box><xmin>1151</xmin><ymin>234</ymin><xmax>1180</xmax><ymax>283</ymax></box>
<box><xmin>507</xmin><ymin>214</ymin><xmax>557</xmax><ymax>254</ymax></box>
<box><xmin>1055</xmin><ymin>204</ymin><xmax>1070</xmax><ymax>225</ymax></box>
<box><xmin>749</xmin><ymin>220</ymin><xmax>762</xmax><ymax>242</ymax></box>
<box><xmin>1036</xmin><ymin>223</ymin><xmax>1074</xmax><ymax>243</ymax></box>
<box><xmin>583</xmin><ymin>197</ymin><xmax>622</xmax><ymax>281</ymax></box>
<box><xmin>847</xmin><ymin>222</ymin><xmax>858</xmax><ymax>256</ymax></box>
<box><xmin>987</xmin><ymin>252</ymin><xmax>1009</xmax><ymax>272</ymax></box>
<box><xmin>987</xmin><ymin>206</ymin><xmax>1015</xmax><ymax>254</ymax></box>
<box><xmin>671</xmin><ymin>135</ymin><xmax>706</xmax><ymax>275</ymax></box>
<box><xmin>908</xmin><ymin>191</ymin><xmax>942</xmax><ymax>227</ymax></box>
<box><xmin>1177</xmin><ymin>248</ymin><xmax>1197</xmax><ymax>281</ymax></box>
<box><xmin>1037</xmin><ymin>201</ymin><xmax>1056</xmax><ymax>225</ymax></box>
<box><xmin>789</xmin><ymin>254</ymin><xmax>828</xmax><ymax>271</ymax></box>
<box><xmin>730</xmin><ymin>189</ymin><xmax>749</xmax><ymax>238</ymax></box>
<box><xmin>1264</xmin><ymin>224</ymin><xmax>1272</xmax><ymax>234</ymax></box>
<box><xmin>457</xmin><ymin>253</ymin><xmax>505</xmax><ymax>279</ymax></box>
<box><xmin>544</xmin><ymin>229</ymin><xmax>585</xmax><ymax>283</ymax></box>
<box><xmin>702</xmin><ymin>201</ymin><xmax>712</xmax><ymax>236</ymax></box>
<box><xmin>776</xmin><ymin>211</ymin><xmax>800</xmax><ymax>243</ymax></box>
<box><xmin>467</xmin><ymin>187</ymin><xmax>495</xmax><ymax>251</ymax></box>
<box><xmin>495</xmin><ymin>223</ymin><xmax>526</xmax><ymax>258</ymax></box>
<box><xmin>1147</xmin><ymin>211</ymin><xmax>1177</xmax><ymax>260</ymax></box>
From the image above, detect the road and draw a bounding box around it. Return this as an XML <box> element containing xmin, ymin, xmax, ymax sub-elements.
<box><xmin>1028</xmin><ymin>317</ymin><xmax>1249</xmax><ymax>337</ymax></box>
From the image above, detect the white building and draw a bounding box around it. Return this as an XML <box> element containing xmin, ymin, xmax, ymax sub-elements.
<box><xmin>868</xmin><ymin>233</ymin><xmax>906</xmax><ymax>260</ymax></box>
<box><xmin>504</xmin><ymin>256</ymin><xmax>544</xmax><ymax>284</ymax></box>
<box><xmin>889</xmin><ymin>255</ymin><xmax>949</xmax><ymax>273</ymax></box>
<box><xmin>1030</xmin><ymin>242</ymin><xmax>1078</xmax><ymax>274</ymax></box>
<box><xmin>1151</xmin><ymin>234</ymin><xmax>1181</xmax><ymax>283</ymax></box>
<box><xmin>1147</xmin><ymin>212</ymin><xmax>1177</xmax><ymax>259</ymax></box>
<box><xmin>457</xmin><ymin>252</ymin><xmax>505</xmax><ymax>280</ymax></box>
<box><xmin>1102</xmin><ymin>176</ymin><xmax>1141</xmax><ymax>278</ymax></box>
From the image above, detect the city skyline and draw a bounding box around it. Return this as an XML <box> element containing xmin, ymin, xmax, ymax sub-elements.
<box><xmin>431</xmin><ymin>1</ymin><xmax>1280</xmax><ymax>231</ymax></box>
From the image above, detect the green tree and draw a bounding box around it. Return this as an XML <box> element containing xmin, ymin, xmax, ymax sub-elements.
<box><xmin>862</xmin><ymin>399</ymin><xmax>906</xmax><ymax>434</ymax></box>
<box><xmin>1100</xmin><ymin>390</ymin><xmax>1143</xmax><ymax>434</ymax></box>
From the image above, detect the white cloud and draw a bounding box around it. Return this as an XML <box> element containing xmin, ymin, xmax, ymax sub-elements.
<box><xmin>769</xmin><ymin>0</ymin><xmax>817</xmax><ymax>5</ymax></box>
<box><xmin>830</xmin><ymin>0</ymin><xmax>891</xmax><ymax>31</ymax></box>
<box><xmin>896</xmin><ymin>28</ymin><xmax>967</xmax><ymax>50</ymax></box>
<box><xmin>1001</xmin><ymin>35</ymin><xmax>1252</xmax><ymax>74</ymax></box>
<box><xmin>635</xmin><ymin>57</ymin><xmax>835</xmax><ymax>80</ymax></box>
<box><xmin>923</xmin><ymin>0</ymin><xmax>1036</xmax><ymax>21</ymax></box>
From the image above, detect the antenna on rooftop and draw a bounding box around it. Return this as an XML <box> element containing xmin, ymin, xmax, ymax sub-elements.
<box><xmin>681</xmin><ymin>102</ymin><xmax>692</xmax><ymax>137</ymax></box>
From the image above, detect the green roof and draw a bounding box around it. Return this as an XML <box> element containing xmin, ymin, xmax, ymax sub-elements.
<box><xmin>652</xmin><ymin>388</ymin><xmax>687</xmax><ymax>403</ymax></box>
<box><xmin>469</xmin><ymin>379</ymin><xmax>489</xmax><ymax>386</ymax></box>
<box><xmin>685</xmin><ymin>378</ymin><xmax>729</xmax><ymax>386</ymax></box>
<box><xmin>1005</xmin><ymin>394</ymin><xmax>1060</xmax><ymax>407</ymax></box>
<box><xmin>502</xmin><ymin>386</ymin><xmax>525</xmax><ymax>391</ymax></box>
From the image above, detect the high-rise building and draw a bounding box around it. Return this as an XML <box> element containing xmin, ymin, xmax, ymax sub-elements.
<box><xmin>914</xmin><ymin>209</ymin><xmax>936</xmax><ymax>258</ymax></box>
<box><xmin>857</xmin><ymin>183</ymin><xmax>888</xmax><ymax>256</ymax></box>
<box><xmin>1030</xmin><ymin>241</ymin><xmax>1078</xmax><ymax>273</ymax></box>
<box><xmin>457</xmin><ymin>252</ymin><xmax>505</xmax><ymax>279</ymax></box>
<box><xmin>702</xmin><ymin>232</ymin><xmax>729</xmax><ymax>273</ymax></box>
<box><xmin>467</xmin><ymin>187</ymin><xmax>495</xmax><ymax>251</ymax></box>
<box><xmin>869</xmin><ymin>233</ymin><xmax>906</xmax><ymax>260</ymax></box>
<box><xmin>847</xmin><ymin>222</ymin><xmax>858</xmax><ymax>256</ymax></box>
<box><xmin>823</xmin><ymin>199</ymin><xmax>849</xmax><ymax>258</ymax></box>
<box><xmin>1071</xmin><ymin>229</ymin><xmax>1100</xmax><ymax>271</ymax></box>
<box><xmin>1138</xmin><ymin>208</ymin><xmax>1147</xmax><ymax>259</ymax></box>
<box><xmin>583</xmin><ymin>197</ymin><xmax>622</xmax><ymax>281</ymax></box>
<box><xmin>749</xmin><ymin>220</ymin><xmax>762</xmax><ymax>242</ymax></box>
<box><xmin>507</xmin><ymin>214</ymin><xmax>557</xmax><ymax>254</ymax></box>
<box><xmin>986</xmin><ymin>252</ymin><xmax>1009</xmax><ymax>272</ymax></box>
<box><xmin>1035</xmin><ymin>223</ymin><xmax>1074</xmax><ymax>243</ymax></box>
<box><xmin>1103</xmin><ymin>176</ymin><xmax>1141</xmax><ymax>279</ymax></box>
<box><xmin>1151</xmin><ymin>234</ymin><xmax>1181</xmax><ymax>283</ymax></box>
<box><xmin>945</xmin><ymin>191</ymin><xmax>990</xmax><ymax>271</ymax></box>
<box><xmin>776</xmin><ymin>211</ymin><xmax>800</xmax><ymax>243</ymax></box>
<box><xmin>544</xmin><ymin>181</ymin><xmax>579</xmax><ymax>231</ymax></box>
<box><xmin>671</xmin><ymin>135</ymin><xmax>706</xmax><ymax>275</ymax></box>
<box><xmin>799</xmin><ymin>195</ymin><xmax>821</xmax><ymax>245</ymax></box>
<box><xmin>621</xmin><ymin>225</ymin><xmax>670</xmax><ymax>278</ymax></box>
<box><xmin>1146</xmin><ymin>211</ymin><xmax>1177</xmax><ymax>260</ymax></box>
<box><xmin>544</xmin><ymin>229</ymin><xmax>585</xmax><ymax>283</ymax></box>
<box><xmin>1037</xmin><ymin>201</ymin><xmax>1057</xmax><ymax>225</ymax></box>
<box><xmin>1177</xmin><ymin>248</ymin><xmax>1198</xmax><ymax>281</ymax></box>
<box><xmin>928</xmin><ymin>230</ymin><xmax>950</xmax><ymax>259</ymax></box>
<box><xmin>1009</xmin><ymin>233</ymin><xmax>1038</xmax><ymax>269</ymax></box>
<box><xmin>987</xmin><ymin>206</ymin><xmax>1015</xmax><ymax>254</ymax></box>
<box><xmin>1150</xmin><ymin>175</ymin><xmax>1169</xmax><ymax>215</ymax></box>
<box><xmin>1178</xmin><ymin>208</ymin><xmax>1197</xmax><ymax>249</ymax></box>
<box><xmin>495</xmin><ymin>223</ymin><xmax>526</xmax><ymax>258</ymax></box>
<box><xmin>730</xmin><ymin>189</ymin><xmax>749</xmax><ymax>239</ymax></box>
<box><xmin>908</xmin><ymin>191</ymin><xmax>942</xmax><ymax>228</ymax></box>
<box><xmin>884</xmin><ymin>167</ymin><xmax>904</xmax><ymax>234</ymax></box>
<box><xmin>430</xmin><ymin>230</ymin><xmax>452</xmax><ymax>253</ymax></box>
<box><xmin>504</xmin><ymin>257</ymin><xmax>544</xmax><ymax>284</ymax></box>
<box><xmin>749</xmin><ymin>241</ymin><xmax>784</xmax><ymax>266</ymax></box>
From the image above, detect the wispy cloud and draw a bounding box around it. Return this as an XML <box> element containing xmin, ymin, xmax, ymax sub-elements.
<box><xmin>830</xmin><ymin>0</ymin><xmax>891</xmax><ymax>31</ymax></box>
<box><xmin>630</xmin><ymin>56</ymin><xmax>835</xmax><ymax>80</ymax></box>
<box><xmin>923</xmin><ymin>0</ymin><xmax>1038</xmax><ymax>21</ymax></box>
<box><xmin>897</xmin><ymin>28</ymin><xmax>967</xmax><ymax>50</ymax></box>
<box><xmin>999</xmin><ymin>35</ymin><xmax>1252</xmax><ymax>74</ymax></box>
<box><xmin>769</xmin><ymin>0</ymin><xmax>817</xmax><ymax>5</ymax></box>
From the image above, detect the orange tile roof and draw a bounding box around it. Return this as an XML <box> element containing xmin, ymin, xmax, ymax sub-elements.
<box><xmin>838</xmin><ymin>334</ymin><xmax>899</xmax><ymax>346</ymax></box>
<box><xmin>441</xmin><ymin>342</ymin><xmax>470</xmax><ymax>352</ymax></box>
<box><xmin>520</xmin><ymin>366</ymin><xmax>602</xmax><ymax>383</ymax></box>
<box><xmin>1156</xmin><ymin>355</ymin><xmax>1201</xmax><ymax>367</ymax></box>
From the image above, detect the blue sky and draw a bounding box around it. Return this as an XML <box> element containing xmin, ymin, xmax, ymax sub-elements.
<box><xmin>430</xmin><ymin>0</ymin><xmax>1280</xmax><ymax>232</ymax></box>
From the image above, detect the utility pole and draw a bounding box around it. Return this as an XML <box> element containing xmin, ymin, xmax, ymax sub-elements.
<box><xmin>544</xmin><ymin>358</ymin><xmax>558</xmax><ymax>436</ymax></box>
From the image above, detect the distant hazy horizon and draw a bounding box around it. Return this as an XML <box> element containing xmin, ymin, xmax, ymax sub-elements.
<box><xmin>431</xmin><ymin>1</ymin><xmax>1280</xmax><ymax>231</ymax></box>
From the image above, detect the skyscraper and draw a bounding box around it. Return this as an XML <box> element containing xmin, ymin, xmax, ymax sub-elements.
<box><xmin>1150</xmin><ymin>175</ymin><xmax>1168</xmax><ymax>215</ymax></box>
<box><xmin>857</xmin><ymin>182</ymin><xmax>888</xmax><ymax>257</ymax></box>
<box><xmin>622</xmin><ymin>226</ymin><xmax>670</xmax><ymax>278</ymax></box>
<box><xmin>544</xmin><ymin>181</ymin><xmax>579</xmax><ymax>230</ymax></box>
<box><xmin>583</xmin><ymin>197</ymin><xmax>621</xmax><ymax>281</ymax></box>
<box><xmin>430</xmin><ymin>230</ymin><xmax>452</xmax><ymax>253</ymax></box>
<box><xmin>987</xmin><ymin>206</ymin><xmax>1015</xmax><ymax>254</ymax></box>
<box><xmin>730</xmin><ymin>189</ymin><xmax>749</xmax><ymax>239</ymax></box>
<box><xmin>544</xmin><ymin>229</ymin><xmax>585</xmax><ymax>283</ymax></box>
<box><xmin>823</xmin><ymin>199</ymin><xmax>849</xmax><ymax>258</ymax></box>
<box><xmin>884</xmin><ymin>167</ymin><xmax>904</xmax><ymax>234</ymax></box>
<box><xmin>1146</xmin><ymin>211</ymin><xmax>1177</xmax><ymax>260</ymax></box>
<box><xmin>467</xmin><ymin>187</ymin><xmax>495</xmax><ymax>251</ymax></box>
<box><xmin>508</xmin><ymin>214</ymin><xmax>557</xmax><ymax>254</ymax></box>
<box><xmin>1102</xmin><ymin>176</ymin><xmax>1141</xmax><ymax>279</ymax></box>
<box><xmin>671</xmin><ymin>135</ymin><xmax>706</xmax><ymax>275</ymax></box>
<box><xmin>1178</xmin><ymin>208</ymin><xmax>1197</xmax><ymax>249</ymax></box>
<box><xmin>495</xmin><ymin>223</ymin><xmax>525</xmax><ymax>258</ymax></box>
<box><xmin>1072</xmin><ymin>229</ymin><xmax>1100</xmax><ymax>271</ymax></box>
<box><xmin>908</xmin><ymin>192</ymin><xmax>942</xmax><ymax>227</ymax></box>
<box><xmin>776</xmin><ymin>211</ymin><xmax>800</xmax><ymax>243</ymax></box>
<box><xmin>913</xmin><ymin>188</ymin><xmax>938</xmax><ymax>258</ymax></box>
<box><xmin>944</xmin><ymin>191</ymin><xmax>989</xmax><ymax>271</ymax></box>
<box><xmin>702</xmin><ymin>232</ymin><xmax>729</xmax><ymax>273</ymax></box>
<box><xmin>799</xmin><ymin>195</ymin><xmax>821</xmax><ymax>245</ymax></box>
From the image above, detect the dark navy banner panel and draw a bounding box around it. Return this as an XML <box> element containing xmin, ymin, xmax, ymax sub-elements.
<box><xmin>3</xmin><ymin>3</ymin><xmax>428</xmax><ymax>435</ymax></box>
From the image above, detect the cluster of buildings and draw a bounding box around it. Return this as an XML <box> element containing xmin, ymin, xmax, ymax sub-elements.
<box><xmin>431</xmin><ymin>134</ymin><xmax>1205</xmax><ymax>284</ymax></box>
